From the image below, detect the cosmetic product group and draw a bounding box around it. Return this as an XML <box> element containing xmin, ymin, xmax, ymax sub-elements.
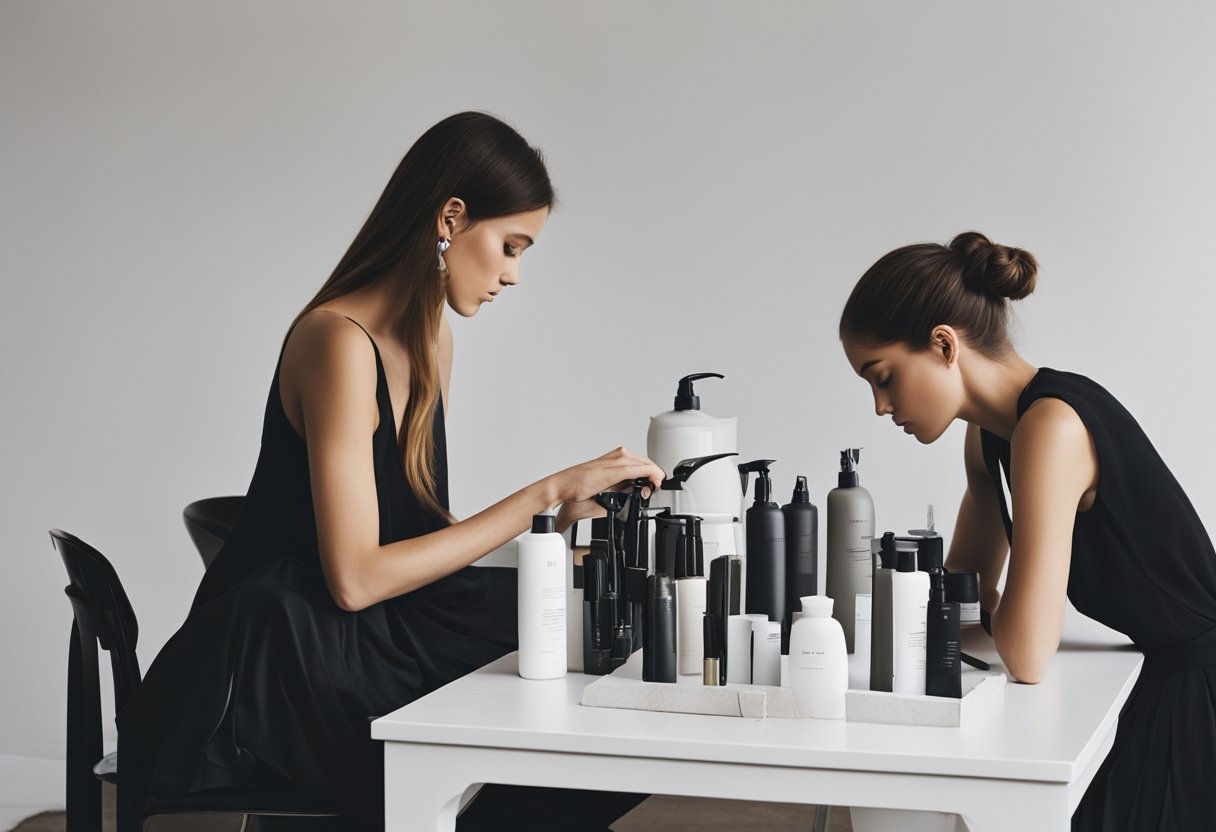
<box><xmin>517</xmin><ymin>373</ymin><xmax>983</xmax><ymax>718</ymax></box>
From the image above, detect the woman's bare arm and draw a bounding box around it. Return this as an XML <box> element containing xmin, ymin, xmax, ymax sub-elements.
<box><xmin>286</xmin><ymin>314</ymin><xmax>663</xmax><ymax>612</ymax></box>
<box><xmin>990</xmin><ymin>398</ymin><xmax>1098</xmax><ymax>683</ymax></box>
<box><xmin>944</xmin><ymin>424</ymin><xmax>1011</xmax><ymax>613</ymax></box>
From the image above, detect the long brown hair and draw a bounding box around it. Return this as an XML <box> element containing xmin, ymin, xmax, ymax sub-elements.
<box><xmin>839</xmin><ymin>231</ymin><xmax>1039</xmax><ymax>357</ymax></box>
<box><xmin>292</xmin><ymin>112</ymin><xmax>555</xmax><ymax>521</ymax></box>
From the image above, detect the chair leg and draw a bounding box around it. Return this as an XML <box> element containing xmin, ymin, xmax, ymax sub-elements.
<box><xmin>812</xmin><ymin>804</ymin><xmax>830</xmax><ymax>832</ymax></box>
<box><xmin>66</xmin><ymin>621</ymin><xmax>103</xmax><ymax>832</ymax></box>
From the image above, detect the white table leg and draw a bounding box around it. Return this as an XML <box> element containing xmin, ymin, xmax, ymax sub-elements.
<box><xmin>383</xmin><ymin>743</ymin><xmax>471</xmax><ymax>832</ymax></box>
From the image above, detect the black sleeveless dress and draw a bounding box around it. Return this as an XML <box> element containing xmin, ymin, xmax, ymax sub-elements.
<box><xmin>980</xmin><ymin>367</ymin><xmax>1216</xmax><ymax>831</ymax></box>
<box><xmin>115</xmin><ymin>319</ymin><xmax>519</xmax><ymax>829</ymax></box>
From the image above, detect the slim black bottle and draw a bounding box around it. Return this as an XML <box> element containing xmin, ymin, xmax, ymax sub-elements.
<box><xmin>781</xmin><ymin>475</ymin><xmax>818</xmax><ymax>653</ymax></box>
<box><xmin>925</xmin><ymin>569</ymin><xmax>962</xmax><ymax>698</ymax></box>
<box><xmin>643</xmin><ymin>574</ymin><xmax>677</xmax><ymax>682</ymax></box>
<box><xmin>582</xmin><ymin>544</ymin><xmax>613</xmax><ymax>675</ymax></box>
<box><xmin>740</xmin><ymin>459</ymin><xmax>784</xmax><ymax>627</ymax></box>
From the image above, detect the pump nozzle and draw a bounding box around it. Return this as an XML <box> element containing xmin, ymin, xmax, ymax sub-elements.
<box><xmin>790</xmin><ymin>475</ymin><xmax>811</xmax><ymax>503</ymax></box>
<box><xmin>737</xmin><ymin>459</ymin><xmax>777</xmax><ymax>505</ymax></box>
<box><xmin>838</xmin><ymin>448</ymin><xmax>863</xmax><ymax>488</ymax></box>
<box><xmin>674</xmin><ymin>372</ymin><xmax>725</xmax><ymax>411</ymax></box>
<box><xmin>661</xmin><ymin>452</ymin><xmax>739</xmax><ymax>490</ymax></box>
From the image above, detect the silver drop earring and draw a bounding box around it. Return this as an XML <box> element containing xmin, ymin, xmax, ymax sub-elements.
<box><xmin>436</xmin><ymin>237</ymin><xmax>451</xmax><ymax>272</ymax></box>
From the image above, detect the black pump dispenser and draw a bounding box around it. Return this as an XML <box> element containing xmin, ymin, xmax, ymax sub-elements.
<box><xmin>739</xmin><ymin>459</ymin><xmax>778</xmax><ymax>505</ymax></box>
<box><xmin>878</xmin><ymin>531</ymin><xmax>898</xmax><ymax>569</ymax></box>
<box><xmin>838</xmin><ymin>448</ymin><xmax>862</xmax><ymax>488</ymax></box>
<box><xmin>790</xmin><ymin>476</ymin><xmax>811</xmax><ymax>503</ymax></box>
<box><xmin>674</xmin><ymin>372</ymin><xmax>725</xmax><ymax>411</ymax></box>
<box><xmin>741</xmin><ymin>459</ymin><xmax>784</xmax><ymax>625</ymax></box>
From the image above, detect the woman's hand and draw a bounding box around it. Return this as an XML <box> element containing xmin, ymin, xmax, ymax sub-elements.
<box><xmin>547</xmin><ymin>447</ymin><xmax>665</xmax><ymax>532</ymax></box>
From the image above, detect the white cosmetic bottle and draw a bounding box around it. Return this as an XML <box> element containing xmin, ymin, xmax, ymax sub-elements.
<box><xmin>788</xmin><ymin>596</ymin><xmax>848</xmax><ymax>719</ymax></box>
<box><xmin>518</xmin><ymin>514</ymin><xmax>566</xmax><ymax>680</ymax></box>
<box><xmin>890</xmin><ymin>547</ymin><xmax>929</xmax><ymax>695</ymax></box>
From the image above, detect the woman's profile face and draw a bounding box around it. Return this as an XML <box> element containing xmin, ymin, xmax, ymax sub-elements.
<box><xmin>443</xmin><ymin>206</ymin><xmax>548</xmax><ymax>318</ymax></box>
<box><xmin>842</xmin><ymin>337</ymin><xmax>962</xmax><ymax>444</ymax></box>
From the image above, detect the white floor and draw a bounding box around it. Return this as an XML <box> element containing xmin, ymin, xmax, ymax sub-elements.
<box><xmin>0</xmin><ymin>755</ymin><xmax>63</xmax><ymax>831</ymax></box>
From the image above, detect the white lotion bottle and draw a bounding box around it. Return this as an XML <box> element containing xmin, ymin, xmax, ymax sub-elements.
<box><xmin>518</xmin><ymin>515</ymin><xmax>567</xmax><ymax>680</ymax></box>
<box><xmin>788</xmin><ymin>596</ymin><xmax>848</xmax><ymax>719</ymax></box>
<box><xmin>890</xmin><ymin>547</ymin><xmax>929</xmax><ymax>695</ymax></box>
<box><xmin>826</xmin><ymin>449</ymin><xmax>875</xmax><ymax>652</ymax></box>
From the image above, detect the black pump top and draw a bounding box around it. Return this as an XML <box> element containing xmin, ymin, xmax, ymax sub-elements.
<box><xmin>878</xmin><ymin>531</ymin><xmax>897</xmax><ymax>569</ymax></box>
<box><xmin>790</xmin><ymin>475</ymin><xmax>811</xmax><ymax>504</ymax></box>
<box><xmin>896</xmin><ymin>548</ymin><xmax>916</xmax><ymax>573</ymax></box>
<box><xmin>916</xmin><ymin>535</ymin><xmax>944</xmax><ymax>573</ymax></box>
<box><xmin>838</xmin><ymin>448</ymin><xmax>862</xmax><ymax>488</ymax></box>
<box><xmin>531</xmin><ymin>514</ymin><xmax>556</xmax><ymax>534</ymax></box>
<box><xmin>738</xmin><ymin>459</ymin><xmax>777</xmax><ymax>505</ymax></box>
<box><xmin>593</xmin><ymin>491</ymin><xmax>629</xmax><ymax>513</ymax></box>
<box><xmin>661</xmin><ymin>452</ymin><xmax>739</xmax><ymax>490</ymax></box>
<box><xmin>929</xmin><ymin>568</ymin><xmax>947</xmax><ymax>602</ymax></box>
<box><xmin>674</xmin><ymin>372</ymin><xmax>724</xmax><ymax>411</ymax></box>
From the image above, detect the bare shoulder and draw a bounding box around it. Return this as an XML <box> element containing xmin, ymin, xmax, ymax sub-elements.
<box><xmin>1013</xmin><ymin>398</ymin><xmax>1090</xmax><ymax>450</ymax></box>
<box><xmin>281</xmin><ymin>310</ymin><xmax>379</xmax><ymax>431</ymax></box>
<box><xmin>1011</xmin><ymin>397</ymin><xmax>1099</xmax><ymax>497</ymax></box>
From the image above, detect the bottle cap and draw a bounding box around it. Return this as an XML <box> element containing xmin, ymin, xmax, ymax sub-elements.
<box><xmin>896</xmin><ymin>549</ymin><xmax>916</xmax><ymax>573</ymax></box>
<box><xmin>945</xmin><ymin>571</ymin><xmax>980</xmax><ymax>603</ymax></box>
<box><xmin>929</xmin><ymin>568</ymin><xmax>947</xmax><ymax>602</ymax></box>
<box><xmin>916</xmin><ymin>535</ymin><xmax>944</xmax><ymax>572</ymax></box>
<box><xmin>801</xmin><ymin>595</ymin><xmax>834</xmax><ymax>617</ymax></box>
<box><xmin>531</xmin><ymin>514</ymin><xmax>556</xmax><ymax>535</ymax></box>
<box><xmin>790</xmin><ymin>475</ymin><xmax>811</xmax><ymax>504</ymax></box>
<box><xmin>838</xmin><ymin>448</ymin><xmax>861</xmax><ymax>488</ymax></box>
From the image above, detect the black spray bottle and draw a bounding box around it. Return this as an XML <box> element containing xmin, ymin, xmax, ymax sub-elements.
<box><xmin>582</xmin><ymin>543</ymin><xmax>613</xmax><ymax>675</ymax></box>
<box><xmin>781</xmin><ymin>475</ymin><xmax>818</xmax><ymax>653</ymax></box>
<box><xmin>739</xmin><ymin>459</ymin><xmax>785</xmax><ymax>627</ymax></box>
<box><xmin>926</xmin><ymin>568</ymin><xmax>962</xmax><ymax>698</ymax></box>
<box><xmin>592</xmin><ymin>491</ymin><xmax>632</xmax><ymax>666</ymax></box>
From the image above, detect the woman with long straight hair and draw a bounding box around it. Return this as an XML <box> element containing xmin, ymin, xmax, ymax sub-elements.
<box><xmin>117</xmin><ymin>112</ymin><xmax>663</xmax><ymax>831</ymax></box>
<box><xmin>839</xmin><ymin>232</ymin><xmax>1216</xmax><ymax>829</ymax></box>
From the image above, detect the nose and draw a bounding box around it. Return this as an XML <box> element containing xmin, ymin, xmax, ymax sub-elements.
<box><xmin>500</xmin><ymin>265</ymin><xmax>520</xmax><ymax>287</ymax></box>
<box><xmin>873</xmin><ymin>390</ymin><xmax>893</xmax><ymax>418</ymax></box>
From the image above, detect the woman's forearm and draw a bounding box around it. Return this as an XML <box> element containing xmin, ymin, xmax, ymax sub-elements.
<box><xmin>944</xmin><ymin>487</ymin><xmax>1009</xmax><ymax>611</ymax></box>
<box><xmin>333</xmin><ymin>477</ymin><xmax>560</xmax><ymax>611</ymax></box>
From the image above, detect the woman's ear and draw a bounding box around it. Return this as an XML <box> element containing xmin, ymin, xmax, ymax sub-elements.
<box><xmin>435</xmin><ymin>198</ymin><xmax>466</xmax><ymax>238</ymax></box>
<box><xmin>931</xmin><ymin>325</ymin><xmax>960</xmax><ymax>368</ymax></box>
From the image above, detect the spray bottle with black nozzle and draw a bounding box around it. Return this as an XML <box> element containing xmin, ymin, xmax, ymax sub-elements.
<box><xmin>622</xmin><ymin>478</ymin><xmax>653</xmax><ymax>650</ymax></box>
<box><xmin>582</xmin><ymin>541</ymin><xmax>613</xmax><ymax>675</ymax></box>
<box><xmin>593</xmin><ymin>491</ymin><xmax>632</xmax><ymax>667</ymax></box>
<box><xmin>739</xmin><ymin>459</ymin><xmax>785</xmax><ymax>628</ymax></box>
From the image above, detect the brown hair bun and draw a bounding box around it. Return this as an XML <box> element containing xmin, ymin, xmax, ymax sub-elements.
<box><xmin>950</xmin><ymin>231</ymin><xmax>1038</xmax><ymax>301</ymax></box>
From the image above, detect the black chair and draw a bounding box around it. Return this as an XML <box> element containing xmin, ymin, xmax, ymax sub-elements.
<box><xmin>51</xmin><ymin>528</ymin><xmax>343</xmax><ymax>832</ymax></box>
<box><xmin>182</xmin><ymin>496</ymin><xmax>244</xmax><ymax>569</ymax></box>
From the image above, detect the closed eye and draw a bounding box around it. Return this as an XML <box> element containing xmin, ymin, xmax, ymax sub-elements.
<box><xmin>876</xmin><ymin>374</ymin><xmax>892</xmax><ymax>389</ymax></box>
<box><xmin>504</xmin><ymin>244</ymin><xmax>520</xmax><ymax>257</ymax></box>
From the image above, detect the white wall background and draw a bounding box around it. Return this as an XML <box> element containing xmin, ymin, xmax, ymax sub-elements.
<box><xmin>3</xmin><ymin>0</ymin><xmax>1214</xmax><ymax>816</ymax></box>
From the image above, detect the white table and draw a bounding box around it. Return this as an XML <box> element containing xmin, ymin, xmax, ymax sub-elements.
<box><xmin>371</xmin><ymin>608</ymin><xmax>1141</xmax><ymax>831</ymax></box>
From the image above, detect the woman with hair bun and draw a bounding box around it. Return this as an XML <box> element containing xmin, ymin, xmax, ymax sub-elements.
<box><xmin>840</xmin><ymin>232</ymin><xmax>1216</xmax><ymax>829</ymax></box>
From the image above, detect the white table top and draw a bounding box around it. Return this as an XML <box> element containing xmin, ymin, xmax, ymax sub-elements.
<box><xmin>372</xmin><ymin>606</ymin><xmax>1142</xmax><ymax>785</ymax></box>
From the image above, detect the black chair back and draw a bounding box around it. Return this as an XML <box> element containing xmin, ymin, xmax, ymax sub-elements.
<box><xmin>182</xmin><ymin>496</ymin><xmax>243</xmax><ymax>569</ymax></box>
<box><xmin>51</xmin><ymin>529</ymin><xmax>142</xmax><ymax>832</ymax></box>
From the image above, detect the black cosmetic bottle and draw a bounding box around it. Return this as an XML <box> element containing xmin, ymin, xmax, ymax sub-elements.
<box><xmin>643</xmin><ymin>574</ymin><xmax>678</xmax><ymax>682</ymax></box>
<box><xmin>781</xmin><ymin>475</ymin><xmax>818</xmax><ymax>653</ymax></box>
<box><xmin>740</xmin><ymin>459</ymin><xmax>784</xmax><ymax>627</ymax></box>
<box><xmin>582</xmin><ymin>543</ymin><xmax>613</xmax><ymax>675</ymax></box>
<box><xmin>926</xmin><ymin>568</ymin><xmax>962</xmax><ymax>698</ymax></box>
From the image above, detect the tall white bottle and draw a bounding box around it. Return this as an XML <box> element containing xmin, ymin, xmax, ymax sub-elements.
<box><xmin>890</xmin><ymin>547</ymin><xmax>929</xmax><ymax>695</ymax></box>
<box><xmin>788</xmin><ymin>596</ymin><xmax>848</xmax><ymax>719</ymax></box>
<box><xmin>826</xmin><ymin>448</ymin><xmax>875</xmax><ymax>652</ymax></box>
<box><xmin>518</xmin><ymin>515</ymin><xmax>566</xmax><ymax>680</ymax></box>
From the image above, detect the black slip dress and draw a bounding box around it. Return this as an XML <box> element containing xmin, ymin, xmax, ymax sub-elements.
<box><xmin>980</xmin><ymin>367</ymin><xmax>1216</xmax><ymax>831</ymax></box>
<box><xmin>115</xmin><ymin>318</ymin><xmax>520</xmax><ymax>829</ymax></box>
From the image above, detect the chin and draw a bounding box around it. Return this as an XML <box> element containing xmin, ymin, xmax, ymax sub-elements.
<box><xmin>446</xmin><ymin>297</ymin><xmax>480</xmax><ymax>318</ymax></box>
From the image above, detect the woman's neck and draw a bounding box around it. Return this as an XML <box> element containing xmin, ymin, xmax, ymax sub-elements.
<box><xmin>958</xmin><ymin>351</ymin><xmax>1040</xmax><ymax>440</ymax></box>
